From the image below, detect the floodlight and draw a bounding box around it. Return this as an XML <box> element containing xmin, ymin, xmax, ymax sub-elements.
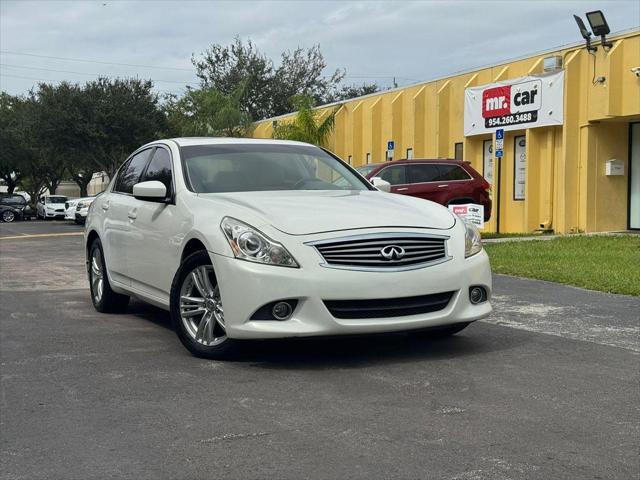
<box><xmin>586</xmin><ymin>10</ymin><xmax>613</xmax><ymax>49</ymax></box>
<box><xmin>586</xmin><ymin>10</ymin><xmax>610</xmax><ymax>36</ymax></box>
<box><xmin>573</xmin><ymin>14</ymin><xmax>596</xmax><ymax>52</ymax></box>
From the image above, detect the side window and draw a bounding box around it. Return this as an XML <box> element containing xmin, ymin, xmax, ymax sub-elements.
<box><xmin>379</xmin><ymin>165</ymin><xmax>407</xmax><ymax>185</ymax></box>
<box><xmin>114</xmin><ymin>150</ymin><xmax>151</xmax><ymax>194</ymax></box>
<box><xmin>407</xmin><ymin>164</ymin><xmax>440</xmax><ymax>184</ymax></box>
<box><xmin>437</xmin><ymin>164</ymin><xmax>471</xmax><ymax>181</ymax></box>
<box><xmin>142</xmin><ymin>148</ymin><xmax>172</xmax><ymax>194</ymax></box>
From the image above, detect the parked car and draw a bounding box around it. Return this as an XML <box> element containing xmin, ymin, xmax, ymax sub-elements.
<box><xmin>357</xmin><ymin>159</ymin><xmax>492</xmax><ymax>221</ymax></box>
<box><xmin>0</xmin><ymin>194</ymin><xmax>34</xmax><ymax>222</ymax></box>
<box><xmin>85</xmin><ymin>138</ymin><xmax>491</xmax><ymax>359</ymax></box>
<box><xmin>65</xmin><ymin>197</ymin><xmax>93</xmax><ymax>222</ymax></box>
<box><xmin>74</xmin><ymin>197</ymin><xmax>96</xmax><ymax>224</ymax></box>
<box><xmin>36</xmin><ymin>195</ymin><xmax>68</xmax><ymax>219</ymax></box>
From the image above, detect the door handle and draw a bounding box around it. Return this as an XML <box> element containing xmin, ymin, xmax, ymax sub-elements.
<box><xmin>438</xmin><ymin>184</ymin><xmax>449</xmax><ymax>188</ymax></box>
<box><xmin>101</xmin><ymin>201</ymin><xmax>110</xmax><ymax>211</ymax></box>
<box><xmin>127</xmin><ymin>210</ymin><xmax>137</xmax><ymax>220</ymax></box>
<box><xmin>396</xmin><ymin>187</ymin><xmax>409</xmax><ymax>191</ymax></box>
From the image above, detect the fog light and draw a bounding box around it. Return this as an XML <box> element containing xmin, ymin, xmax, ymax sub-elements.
<box><xmin>272</xmin><ymin>301</ymin><xmax>293</xmax><ymax>320</ymax></box>
<box><xmin>469</xmin><ymin>286</ymin><xmax>487</xmax><ymax>304</ymax></box>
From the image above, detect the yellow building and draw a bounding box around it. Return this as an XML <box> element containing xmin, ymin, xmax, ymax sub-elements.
<box><xmin>254</xmin><ymin>29</ymin><xmax>640</xmax><ymax>234</ymax></box>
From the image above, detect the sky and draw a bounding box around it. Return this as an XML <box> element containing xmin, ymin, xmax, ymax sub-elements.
<box><xmin>1</xmin><ymin>0</ymin><xmax>639</xmax><ymax>105</ymax></box>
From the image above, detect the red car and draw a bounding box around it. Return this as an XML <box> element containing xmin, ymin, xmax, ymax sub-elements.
<box><xmin>357</xmin><ymin>159</ymin><xmax>492</xmax><ymax>221</ymax></box>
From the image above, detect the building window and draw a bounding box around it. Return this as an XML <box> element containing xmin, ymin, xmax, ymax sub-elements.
<box><xmin>406</xmin><ymin>148</ymin><xmax>414</xmax><ymax>160</ymax></box>
<box><xmin>347</xmin><ymin>155</ymin><xmax>352</xmax><ymax>165</ymax></box>
<box><xmin>366</xmin><ymin>153</ymin><xmax>371</xmax><ymax>164</ymax></box>
<box><xmin>454</xmin><ymin>142</ymin><xmax>463</xmax><ymax>160</ymax></box>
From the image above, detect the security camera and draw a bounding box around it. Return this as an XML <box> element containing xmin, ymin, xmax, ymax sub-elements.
<box><xmin>632</xmin><ymin>67</ymin><xmax>640</xmax><ymax>78</ymax></box>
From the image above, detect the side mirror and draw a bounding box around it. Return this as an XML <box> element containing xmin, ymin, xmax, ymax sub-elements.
<box><xmin>371</xmin><ymin>177</ymin><xmax>391</xmax><ymax>193</ymax></box>
<box><xmin>133</xmin><ymin>181</ymin><xmax>167</xmax><ymax>202</ymax></box>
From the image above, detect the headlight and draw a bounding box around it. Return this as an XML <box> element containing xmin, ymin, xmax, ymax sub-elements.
<box><xmin>45</xmin><ymin>205</ymin><xmax>54</xmax><ymax>210</ymax></box>
<box><xmin>462</xmin><ymin>217</ymin><xmax>483</xmax><ymax>258</ymax></box>
<box><xmin>221</xmin><ymin>217</ymin><xmax>298</xmax><ymax>268</ymax></box>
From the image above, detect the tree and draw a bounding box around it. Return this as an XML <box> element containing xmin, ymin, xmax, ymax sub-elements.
<box><xmin>164</xmin><ymin>83</ymin><xmax>252</xmax><ymax>137</ymax></box>
<box><xmin>83</xmin><ymin>78</ymin><xmax>167</xmax><ymax>177</ymax></box>
<box><xmin>326</xmin><ymin>82</ymin><xmax>379</xmax><ymax>103</ymax></box>
<box><xmin>0</xmin><ymin>93</ymin><xmax>25</xmax><ymax>193</ymax></box>
<box><xmin>272</xmin><ymin>95</ymin><xmax>338</xmax><ymax>147</ymax></box>
<box><xmin>193</xmin><ymin>38</ymin><xmax>347</xmax><ymax>119</ymax></box>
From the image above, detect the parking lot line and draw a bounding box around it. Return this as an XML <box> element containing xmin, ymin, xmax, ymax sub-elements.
<box><xmin>0</xmin><ymin>232</ymin><xmax>84</xmax><ymax>241</ymax></box>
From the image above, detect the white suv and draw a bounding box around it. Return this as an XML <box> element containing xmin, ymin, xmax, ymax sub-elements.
<box><xmin>85</xmin><ymin>138</ymin><xmax>492</xmax><ymax>358</ymax></box>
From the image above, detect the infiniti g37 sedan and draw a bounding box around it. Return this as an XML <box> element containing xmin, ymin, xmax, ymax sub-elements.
<box><xmin>85</xmin><ymin>138</ymin><xmax>492</xmax><ymax>358</ymax></box>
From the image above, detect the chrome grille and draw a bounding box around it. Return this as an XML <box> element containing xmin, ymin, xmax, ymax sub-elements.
<box><xmin>308</xmin><ymin>233</ymin><xmax>449</xmax><ymax>270</ymax></box>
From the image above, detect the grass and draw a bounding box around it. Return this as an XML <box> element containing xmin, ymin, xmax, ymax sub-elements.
<box><xmin>484</xmin><ymin>235</ymin><xmax>640</xmax><ymax>296</ymax></box>
<box><xmin>481</xmin><ymin>232</ymin><xmax>552</xmax><ymax>240</ymax></box>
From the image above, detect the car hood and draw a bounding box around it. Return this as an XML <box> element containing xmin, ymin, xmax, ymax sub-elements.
<box><xmin>198</xmin><ymin>190</ymin><xmax>455</xmax><ymax>235</ymax></box>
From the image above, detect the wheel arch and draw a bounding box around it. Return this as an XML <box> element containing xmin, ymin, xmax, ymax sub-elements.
<box><xmin>181</xmin><ymin>237</ymin><xmax>209</xmax><ymax>262</ymax></box>
<box><xmin>86</xmin><ymin>230</ymin><xmax>100</xmax><ymax>269</ymax></box>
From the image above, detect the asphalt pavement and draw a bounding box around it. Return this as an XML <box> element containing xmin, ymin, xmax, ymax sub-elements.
<box><xmin>1</xmin><ymin>220</ymin><xmax>638</xmax><ymax>480</ymax></box>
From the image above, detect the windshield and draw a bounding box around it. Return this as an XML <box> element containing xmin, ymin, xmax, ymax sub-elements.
<box><xmin>356</xmin><ymin>165</ymin><xmax>378</xmax><ymax>177</ymax></box>
<box><xmin>181</xmin><ymin>144</ymin><xmax>371</xmax><ymax>193</ymax></box>
<box><xmin>47</xmin><ymin>197</ymin><xmax>67</xmax><ymax>204</ymax></box>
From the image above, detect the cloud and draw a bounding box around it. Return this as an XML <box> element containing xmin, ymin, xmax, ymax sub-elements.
<box><xmin>1</xmin><ymin>0</ymin><xmax>638</xmax><ymax>99</ymax></box>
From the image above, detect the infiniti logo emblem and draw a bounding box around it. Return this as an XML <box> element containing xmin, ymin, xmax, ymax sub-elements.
<box><xmin>380</xmin><ymin>245</ymin><xmax>405</xmax><ymax>261</ymax></box>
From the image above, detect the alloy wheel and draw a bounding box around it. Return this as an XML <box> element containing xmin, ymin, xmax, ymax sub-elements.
<box><xmin>2</xmin><ymin>211</ymin><xmax>15</xmax><ymax>222</ymax></box>
<box><xmin>179</xmin><ymin>265</ymin><xmax>226</xmax><ymax>346</ymax></box>
<box><xmin>90</xmin><ymin>248</ymin><xmax>104</xmax><ymax>304</ymax></box>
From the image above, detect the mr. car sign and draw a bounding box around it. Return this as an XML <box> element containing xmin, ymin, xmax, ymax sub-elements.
<box><xmin>464</xmin><ymin>71</ymin><xmax>563</xmax><ymax>136</ymax></box>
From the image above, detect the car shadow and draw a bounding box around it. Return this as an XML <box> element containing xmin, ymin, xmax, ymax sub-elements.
<box><xmin>125</xmin><ymin>300</ymin><xmax>525</xmax><ymax>369</ymax></box>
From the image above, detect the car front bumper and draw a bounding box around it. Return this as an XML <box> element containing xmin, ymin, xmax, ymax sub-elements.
<box><xmin>210</xmin><ymin>228</ymin><xmax>492</xmax><ymax>340</ymax></box>
<box><xmin>45</xmin><ymin>210</ymin><xmax>65</xmax><ymax>218</ymax></box>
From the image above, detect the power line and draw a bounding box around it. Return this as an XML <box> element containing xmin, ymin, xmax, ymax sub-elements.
<box><xmin>0</xmin><ymin>73</ymin><xmax>190</xmax><ymax>96</ymax></box>
<box><xmin>0</xmin><ymin>50</ymin><xmax>193</xmax><ymax>72</ymax></box>
<box><xmin>1</xmin><ymin>63</ymin><xmax>196</xmax><ymax>85</ymax></box>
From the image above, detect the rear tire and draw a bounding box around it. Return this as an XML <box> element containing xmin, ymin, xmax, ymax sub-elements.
<box><xmin>88</xmin><ymin>238</ymin><xmax>129</xmax><ymax>313</ymax></box>
<box><xmin>170</xmin><ymin>250</ymin><xmax>240</xmax><ymax>359</ymax></box>
<box><xmin>409</xmin><ymin>322</ymin><xmax>472</xmax><ymax>339</ymax></box>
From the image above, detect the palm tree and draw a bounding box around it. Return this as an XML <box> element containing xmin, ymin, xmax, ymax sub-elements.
<box><xmin>272</xmin><ymin>95</ymin><xmax>338</xmax><ymax>147</ymax></box>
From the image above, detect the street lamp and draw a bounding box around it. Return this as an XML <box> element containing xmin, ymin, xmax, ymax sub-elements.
<box><xmin>586</xmin><ymin>10</ymin><xmax>613</xmax><ymax>49</ymax></box>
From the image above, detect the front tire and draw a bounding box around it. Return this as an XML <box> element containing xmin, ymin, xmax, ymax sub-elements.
<box><xmin>1</xmin><ymin>210</ymin><xmax>15</xmax><ymax>223</ymax></box>
<box><xmin>88</xmin><ymin>238</ymin><xmax>129</xmax><ymax>313</ymax></box>
<box><xmin>170</xmin><ymin>250</ymin><xmax>240</xmax><ymax>359</ymax></box>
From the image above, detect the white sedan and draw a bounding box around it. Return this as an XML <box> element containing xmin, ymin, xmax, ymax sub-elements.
<box><xmin>85</xmin><ymin>138</ymin><xmax>491</xmax><ymax>358</ymax></box>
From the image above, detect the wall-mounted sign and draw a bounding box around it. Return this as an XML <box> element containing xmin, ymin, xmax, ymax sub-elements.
<box><xmin>387</xmin><ymin>140</ymin><xmax>395</xmax><ymax>151</ymax></box>
<box><xmin>464</xmin><ymin>71</ymin><xmax>564</xmax><ymax>136</ymax></box>
<box><xmin>514</xmin><ymin>136</ymin><xmax>526</xmax><ymax>200</ymax></box>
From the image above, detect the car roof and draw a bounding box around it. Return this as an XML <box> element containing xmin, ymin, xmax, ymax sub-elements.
<box><xmin>360</xmin><ymin>159</ymin><xmax>467</xmax><ymax>168</ymax></box>
<box><xmin>160</xmin><ymin>137</ymin><xmax>315</xmax><ymax>148</ymax></box>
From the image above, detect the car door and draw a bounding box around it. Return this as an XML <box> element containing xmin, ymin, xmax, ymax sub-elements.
<box><xmin>405</xmin><ymin>163</ymin><xmax>444</xmax><ymax>202</ymax></box>
<box><xmin>126</xmin><ymin>146</ymin><xmax>181</xmax><ymax>299</ymax></box>
<box><xmin>435</xmin><ymin>164</ymin><xmax>475</xmax><ymax>204</ymax></box>
<box><xmin>102</xmin><ymin>149</ymin><xmax>152</xmax><ymax>286</ymax></box>
<box><xmin>377</xmin><ymin>165</ymin><xmax>409</xmax><ymax>194</ymax></box>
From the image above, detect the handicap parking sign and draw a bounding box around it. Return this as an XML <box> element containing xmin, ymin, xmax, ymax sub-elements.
<box><xmin>387</xmin><ymin>140</ymin><xmax>395</xmax><ymax>151</ymax></box>
<box><xmin>496</xmin><ymin>129</ymin><xmax>504</xmax><ymax>140</ymax></box>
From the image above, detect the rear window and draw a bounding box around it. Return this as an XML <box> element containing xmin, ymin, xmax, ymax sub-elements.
<box><xmin>407</xmin><ymin>164</ymin><xmax>440</xmax><ymax>183</ymax></box>
<box><xmin>437</xmin><ymin>164</ymin><xmax>471</xmax><ymax>181</ymax></box>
